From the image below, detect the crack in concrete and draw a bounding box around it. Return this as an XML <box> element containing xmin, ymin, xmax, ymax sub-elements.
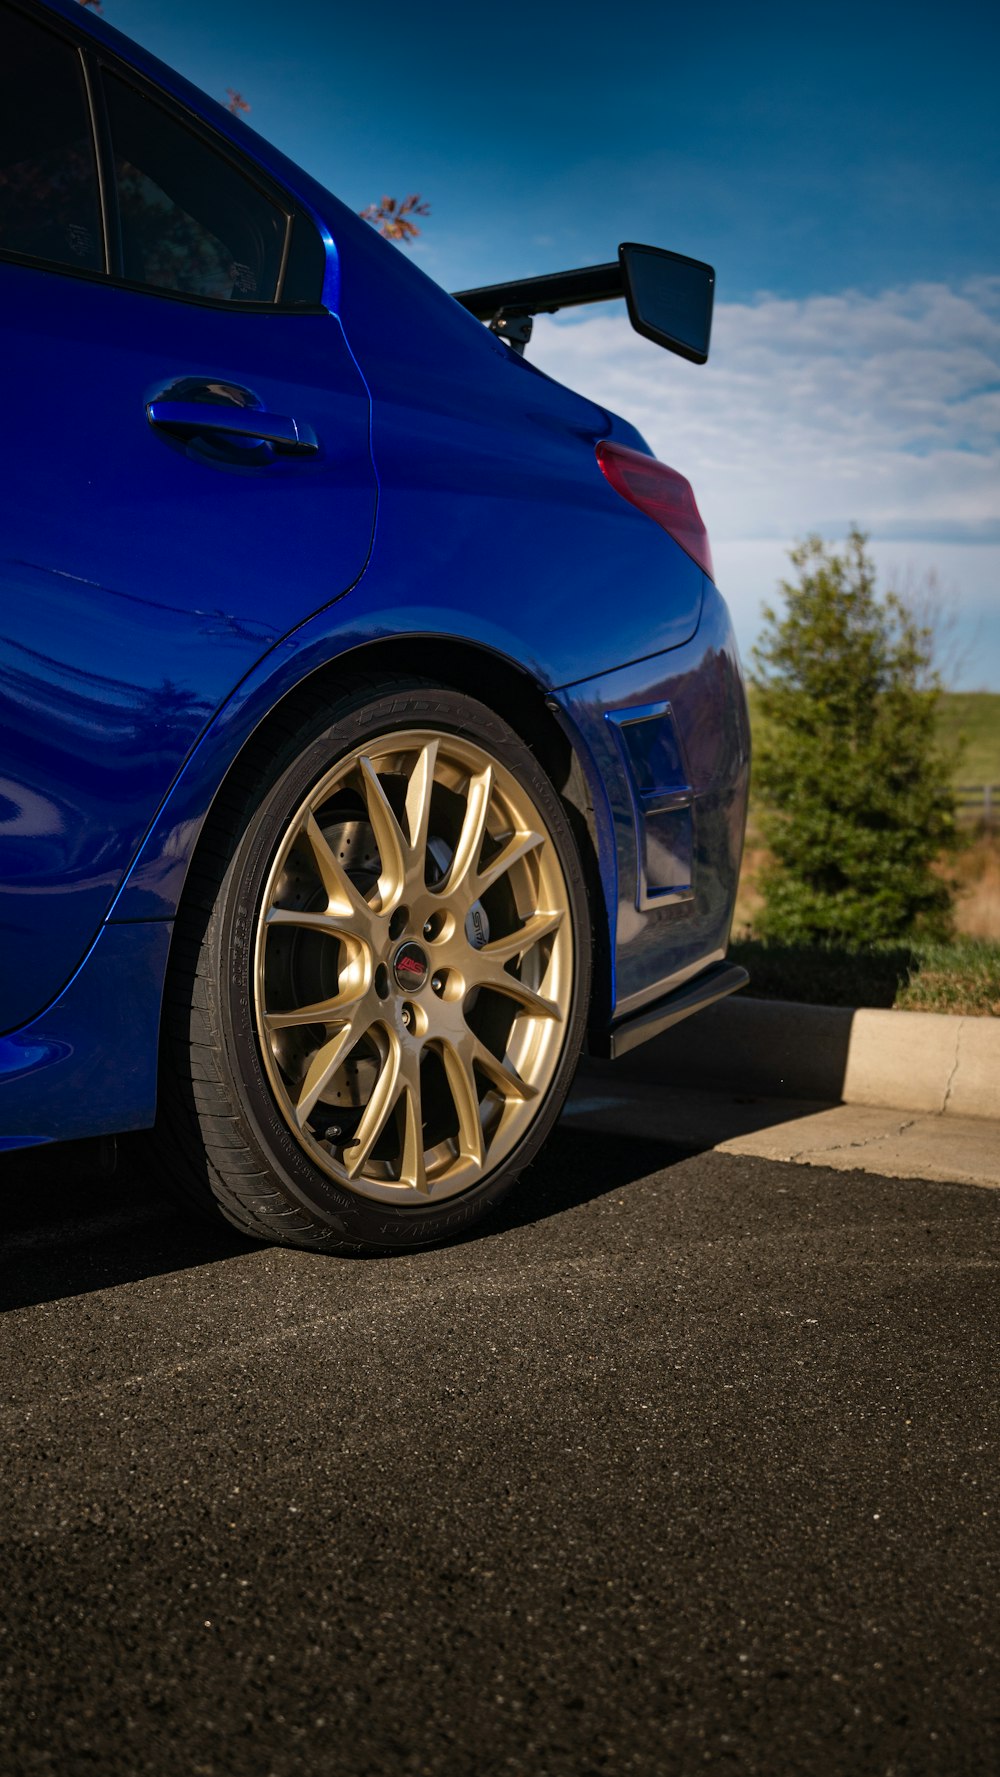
<box><xmin>941</xmin><ymin>1019</ymin><xmax>965</xmax><ymax>1115</ymax></box>
<box><xmin>784</xmin><ymin>1117</ymin><xmax>918</xmax><ymax>1161</ymax></box>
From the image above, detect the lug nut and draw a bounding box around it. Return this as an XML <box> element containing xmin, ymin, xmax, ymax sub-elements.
<box><xmin>423</xmin><ymin>920</ymin><xmax>434</xmax><ymax>939</ymax></box>
<box><xmin>401</xmin><ymin>1007</ymin><xmax>411</xmax><ymax>1027</ymax></box>
<box><xmin>431</xmin><ymin>975</ymin><xmax>443</xmax><ymax>993</ymax></box>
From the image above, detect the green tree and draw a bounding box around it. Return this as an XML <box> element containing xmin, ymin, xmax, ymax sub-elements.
<box><xmin>751</xmin><ymin>528</ymin><xmax>958</xmax><ymax>945</ymax></box>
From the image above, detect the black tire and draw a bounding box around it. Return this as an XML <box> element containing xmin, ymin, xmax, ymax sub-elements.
<box><xmin>151</xmin><ymin>674</ymin><xmax>591</xmax><ymax>1253</ymax></box>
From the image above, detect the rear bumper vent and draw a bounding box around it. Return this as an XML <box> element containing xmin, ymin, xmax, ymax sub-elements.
<box><xmin>606</xmin><ymin>701</ymin><xmax>695</xmax><ymax>912</ymax></box>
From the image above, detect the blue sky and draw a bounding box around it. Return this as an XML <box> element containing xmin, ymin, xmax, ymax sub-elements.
<box><xmin>94</xmin><ymin>0</ymin><xmax>1000</xmax><ymax>684</ymax></box>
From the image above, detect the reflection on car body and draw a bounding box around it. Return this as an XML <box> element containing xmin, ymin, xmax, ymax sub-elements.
<box><xmin>0</xmin><ymin>0</ymin><xmax>750</xmax><ymax>1253</ymax></box>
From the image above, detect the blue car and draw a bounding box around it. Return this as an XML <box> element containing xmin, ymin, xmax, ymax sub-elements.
<box><xmin>1</xmin><ymin>0</ymin><xmax>750</xmax><ymax>1252</ymax></box>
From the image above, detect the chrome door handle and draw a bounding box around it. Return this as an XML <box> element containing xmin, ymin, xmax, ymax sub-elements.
<box><xmin>146</xmin><ymin>399</ymin><xmax>318</xmax><ymax>455</ymax></box>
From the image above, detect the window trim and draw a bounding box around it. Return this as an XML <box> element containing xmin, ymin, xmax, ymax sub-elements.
<box><xmin>0</xmin><ymin>0</ymin><xmax>329</xmax><ymax>313</ymax></box>
<box><xmin>94</xmin><ymin>55</ymin><xmax>294</xmax><ymax>307</ymax></box>
<box><xmin>79</xmin><ymin>45</ymin><xmax>112</xmax><ymax>278</ymax></box>
<box><xmin>0</xmin><ymin>2</ymin><xmax>109</xmax><ymax>280</ymax></box>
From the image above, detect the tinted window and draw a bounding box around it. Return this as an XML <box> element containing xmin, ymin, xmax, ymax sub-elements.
<box><xmin>0</xmin><ymin>7</ymin><xmax>103</xmax><ymax>273</ymax></box>
<box><xmin>104</xmin><ymin>74</ymin><xmax>286</xmax><ymax>302</ymax></box>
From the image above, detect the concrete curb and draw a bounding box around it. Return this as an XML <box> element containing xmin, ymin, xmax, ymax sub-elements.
<box><xmin>611</xmin><ymin>994</ymin><xmax>1000</xmax><ymax>1120</ymax></box>
<box><xmin>565</xmin><ymin>1077</ymin><xmax>1000</xmax><ymax>1189</ymax></box>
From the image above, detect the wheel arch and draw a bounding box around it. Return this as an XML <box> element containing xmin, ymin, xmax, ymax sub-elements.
<box><xmin>163</xmin><ymin>634</ymin><xmax>615</xmax><ymax>1047</ymax></box>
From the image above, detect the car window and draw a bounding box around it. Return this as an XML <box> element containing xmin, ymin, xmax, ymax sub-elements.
<box><xmin>0</xmin><ymin>5</ymin><xmax>103</xmax><ymax>274</ymax></box>
<box><xmin>103</xmin><ymin>72</ymin><xmax>286</xmax><ymax>303</ymax></box>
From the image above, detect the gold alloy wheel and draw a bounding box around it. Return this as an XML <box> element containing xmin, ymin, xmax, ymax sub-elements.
<box><xmin>253</xmin><ymin>728</ymin><xmax>574</xmax><ymax>1205</ymax></box>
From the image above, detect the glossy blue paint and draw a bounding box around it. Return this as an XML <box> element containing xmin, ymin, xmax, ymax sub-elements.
<box><xmin>0</xmin><ymin>920</ymin><xmax>170</xmax><ymax>1145</ymax></box>
<box><xmin>558</xmin><ymin>579</ymin><xmax>751</xmax><ymax>1022</ymax></box>
<box><xmin>0</xmin><ymin>258</ymin><xmax>376</xmax><ymax>1032</ymax></box>
<box><xmin>0</xmin><ymin>0</ymin><xmax>750</xmax><ymax>1150</ymax></box>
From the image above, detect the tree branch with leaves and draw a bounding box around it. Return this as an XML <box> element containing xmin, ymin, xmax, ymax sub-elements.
<box><xmin>358</xmin><ymin>194</ymin><xmax>430</xmax><ymax>243</ymax></box>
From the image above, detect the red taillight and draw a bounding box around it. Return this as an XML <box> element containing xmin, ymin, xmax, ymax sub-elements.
<box><xmin>595</xmin><ymin>439</ymin><xmax>714</xmax><ymax>582</ymax></box>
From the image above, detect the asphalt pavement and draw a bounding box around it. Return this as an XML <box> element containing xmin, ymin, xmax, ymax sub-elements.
<box><xmin>1</xmin><ymin>1117</ymin><xmax>997</xmax><ymax>1777</ymax></box>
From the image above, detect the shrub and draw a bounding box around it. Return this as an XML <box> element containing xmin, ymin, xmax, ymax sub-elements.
<box><xmin>751</xmin><ymin>529</ymin><xmax>958</xmax><ymax>945</ymax></box>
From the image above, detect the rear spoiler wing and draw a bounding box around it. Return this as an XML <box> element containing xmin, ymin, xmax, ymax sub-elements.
<box><xmin>452</xmin><ymin>242</ymin><xmax>714</xmax><ymax>363</ymax></box>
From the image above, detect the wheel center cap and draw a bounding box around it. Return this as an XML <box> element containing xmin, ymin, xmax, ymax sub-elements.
<box><xmin>393</xmin><ymin>942</ymin><xmax>429</xmax><ymax>993</ymax></box>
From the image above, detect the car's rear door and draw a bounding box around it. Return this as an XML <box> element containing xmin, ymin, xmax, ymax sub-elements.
<box><xmin>0</xmin><ymin>0</ymin><xmax>377</xmax><ymax>1033</ymax></box>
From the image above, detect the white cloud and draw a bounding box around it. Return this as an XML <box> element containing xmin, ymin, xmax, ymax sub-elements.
<box><xmin>530</xmin><ymin>278</ymin><xmax>1000</xmax><ymax>686</ymax></box>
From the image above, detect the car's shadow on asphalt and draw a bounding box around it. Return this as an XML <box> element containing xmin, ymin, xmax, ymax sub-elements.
<box><xmin>0</xmin><ymin>1124</ymin><xmax>682</xmax><ymax>1314</ymax></box>
<box><xmin>478</xmin><ymin>1125</ymin><xmax>683</xmax><ymax>1239</ymax></box>
<box><xmin>0</xmin><ymin>1138</ymin><xmax>254</xmax><ymax>1313</ymax></box>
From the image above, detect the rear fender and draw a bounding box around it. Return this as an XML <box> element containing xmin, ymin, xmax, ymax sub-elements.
<box><xmin>106</xmin><ymin>614</ymin><xmax>616</xmax><ymax>923</ymax></box>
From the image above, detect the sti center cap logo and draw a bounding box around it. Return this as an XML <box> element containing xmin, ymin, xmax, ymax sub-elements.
<box><xmin>393</xmin><ymin>943</ymin><xmax>429</xmax><ymax>992</ymax></box>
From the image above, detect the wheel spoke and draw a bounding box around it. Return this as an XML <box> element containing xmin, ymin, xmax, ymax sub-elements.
<box><xmin>358</xmin><ymin>756</ymin><xmax>408</xmax><ymax>908</ymax></box>
<box><xmin>294</xmin><ymin>1022</ymin><xmax>361</xmax><ymax>1127</ymax></box>
<box><xmin>396</xmin><ymin>1046</ymin><xmax>429</xmax><ymax>1193</ymax></box>
<box><xmin>301</xmin><ymin>812</ymin><xmax>371</xmax><ymax>921</ymax></box>
<box><xmin>478</xmin><ymin>909</ymin><xmax>564</xmax><ymax>966</ymax></box>
<box><xmin>265</xmin><ymin>907</ymin><xmax>356</xmax><ymax>938</ymax></box>
<box><xmin>477</xmin><ymin>968</ymin><xmax>562</xmax><ymax>1022</ymax></box>
<box><xmin>404</xmin><ymin>739</ymin><xmax>439</xmax><ymax>870</ymax></box>
<box><xmin>264</xmin><ymin>988</ymin><xmax>365</xmax><ymax>1032</ymax></box>
<box><xmin>470</xmin><ymin>1036</ymin><xmax>537</xmax><ymax>1102</ymax></box>
<box><xmin>474</xmin><ymin>909</ymin><xmax>564</xmax><ymax>1020</ymax></box>
<box><xmin>441</xmin><ymin>765</ymin><xmax>494</xmax><ymax>898</ymax></box>
<box><xmin>439</xmin><ymin>1037</ymin><xmax>485</xmax><ymax>1169</ymax></box>
<box><xmin>474</xmin><ymin>828</ymin><xmax>544</xmax><ymax>898</ymax></box>
<box><xmin>342</xmin><ymin>1030</ymin><xmax>401</xmax><ymax>1177</ymax></box>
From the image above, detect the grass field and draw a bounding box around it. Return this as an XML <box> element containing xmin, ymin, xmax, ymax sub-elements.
<box><xmin>729</xmin><ymin>934</ymin><xmax>1000</xmax><ymax>1016</ymax></box>
<box><xmin>745</xmin><ymin>689</ymin><xmax>1000</xmax><ymax>789</ymax></box>
<box><xmin>936</xmin><ymin>692</ymin><xmax>1000</xmax><ymax>790</ymax></box>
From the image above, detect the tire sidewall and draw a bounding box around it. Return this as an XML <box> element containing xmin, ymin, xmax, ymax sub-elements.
<box><xmin>213</xmin><ymin>681</ymin><xmax>592</xmax><ymax>1250</ymax></box>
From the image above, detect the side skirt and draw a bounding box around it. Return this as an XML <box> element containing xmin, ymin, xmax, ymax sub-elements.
<box><xmin>601</xmin><ymin>961</ymin><xmax>748</xmax><ymax>1061</ymax></box>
